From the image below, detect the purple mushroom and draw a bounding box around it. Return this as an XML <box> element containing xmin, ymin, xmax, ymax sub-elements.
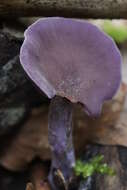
<box><xmin>20</xmin><ymin>18</ymin><xmax>121</xmax><ymax>190</ymax></box>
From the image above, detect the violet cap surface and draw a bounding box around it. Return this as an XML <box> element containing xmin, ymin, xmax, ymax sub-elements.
<box><xmin>20</xmin><ymin>17</ymin><xmax>121</xmax><ymax>116</ymax></box>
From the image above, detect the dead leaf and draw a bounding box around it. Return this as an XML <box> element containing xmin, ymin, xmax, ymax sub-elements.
<box><xmin>26</xmin><ymin>163</ymin><xmax>50</xmax><ymax>190</ymax></box>
<box><xmin>26</xmin><ymin>183</ymin><xmax>34</xmax><ymax>190</ymax></box>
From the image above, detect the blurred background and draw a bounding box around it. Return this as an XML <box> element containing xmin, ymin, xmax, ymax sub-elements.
<box><xmin>0</xmin><ymin>17</ymin><xmax>127</xmax><ymax>190</ymax></box>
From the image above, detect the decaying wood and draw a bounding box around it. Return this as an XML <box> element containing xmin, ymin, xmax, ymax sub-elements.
<box><xmin>94</xmin><ymin>147</ymin><xmax>125</xmax><ymax>190</ymax></box>
<box><xmin>0</xmin><ymin>0</ymin><xmax>127</xmax><ymax>18</ymax></box>
<box><xmin>26</xmin><ymin>145</ymin><xmax>127</xmax><ymax>190</ymax></box>
<box><xmin>78</xmin><ymin>145</ymin><xmax>127</xmax><ymax>190</ymax></box>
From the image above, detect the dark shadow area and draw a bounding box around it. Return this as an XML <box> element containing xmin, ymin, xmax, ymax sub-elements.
<box><xmin>0</xmin><ymin>165</ymin><xmax>29</xmax><ymax>190</ymax></box>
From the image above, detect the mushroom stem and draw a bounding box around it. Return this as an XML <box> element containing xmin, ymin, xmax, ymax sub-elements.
<box><xmin>48</xmin><ymin>96</ymin><xmax>75</xmax><ymax>190</ymax></box>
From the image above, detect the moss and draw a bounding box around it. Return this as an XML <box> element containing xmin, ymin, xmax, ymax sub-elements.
<box><xmin>74</xmin><ymin>155</ymin><xmax>115</xmax><ymax>179</ymax></box>
<box><xmin>102</xmin><ymin>20</ymin><xmax>127</xmax><ymax>43</ymax></box>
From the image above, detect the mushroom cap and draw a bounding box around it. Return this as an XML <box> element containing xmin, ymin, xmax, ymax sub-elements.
<box><xmin>20</xmin><ymin>18</ymin><xmax>121</xmax><ymax>116</ymax></box>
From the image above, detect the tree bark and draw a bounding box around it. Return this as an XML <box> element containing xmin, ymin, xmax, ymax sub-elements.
<box><xmin>0</xmin><ymin>0</ymin><xmax>127</xmax><ymax>19</ymax></box>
